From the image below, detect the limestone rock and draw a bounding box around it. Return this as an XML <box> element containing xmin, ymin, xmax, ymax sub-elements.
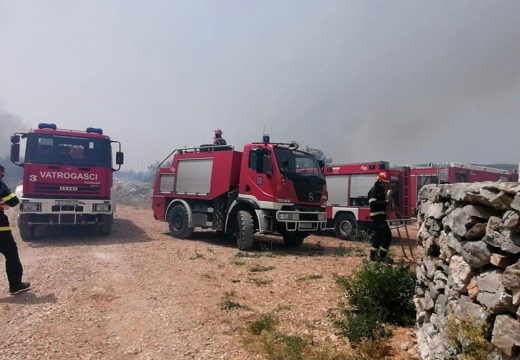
<box><xmin>466</xmin><ymin>223</ymin><xmax>487</xmax><ymax>241</ymax></box>
<box><xmin>502</xmin><ymin>261</ymin><xmax>520</xmax><ymax>289</ymax></box>
<box><xmin>444</xmin><ymin>208</ymin><xmax>470</xmax><ymax>237</ymax></box>
<box><xmin>476</xmin><ymin>270</ymin><xmax>513</xmax><ymax>312</ymax></box>
<box><xmin>487</xmin><ymin>216</ymin><xmax>503</xmax><ymax>234</ymax></box>
<box><xmin>463</xmin><ymin>204</ymin><xmax>500</xmax><ymax>220</ymax></box>
<box><xmin>490</xmin><ymin>253</ymin><xmax>513</xmax><ymax>268</ymax></box>
<box><xmin>491</xmin><ymin>315</ymin><xmax>520</xmax><ymax>357</ymax></box>
<box><xmin>502</xmin><ymin>210</ymin><xmax>520</xmax><ymax>231</ymax></box>
<box><xmin>466</xmin><ymin>278</ymin><xmax>479</xmax><ymax>301</ymax></box>
<box><xmin>466</xmin><ymin>187</ymin><xmax>513</xmax><ymax>211</ymax></box>
<box><xmin>449</xmin><ymin>255</ymin><xmax>474</xmax><ymax>291</ymax></box>
<box><xmin>434</xmin><ymin>294</ymin><xmax>448</xmax><ymax>316</ymax></box>
<box><xmin>511</xmin><ymin>193</ymin><xmax>520</xmax><ymax>212</ymax></box>
<box><xmin>447</xmin><ymin>232</ymin><xmax>465</xmax><ymax>254</ymax></box>
<box><xmin>497</xmin><ymin>182</ymin><xmax>520</xmax><ymax>195</ymax></box>
<box><xmin>453</xmin><ymin>300</ymin><xmax>489</xmax><ymax>325</ymax></box>
<box><xmin>511</xmin><ymin>288</ymin><xmax>520</xmax><ymax>307</ymax></box>
<box><xmin>461</xmin><ymin>241</ymin><xmax>491</xmax><ymax>268</ymax></box>
<box><xmin>438</xmin><ymin>231</ymin><xmax>456</xmax><ymax>261</ymax></box>
<box><xmin>483</xmin><ymin>230</ymin><xmax>520</xmax><ymax>255</ymax></box>
<box><xmin>424</xmin><ymin>202</ymin><xmax>445</xmax><ymax>220</ymax></box>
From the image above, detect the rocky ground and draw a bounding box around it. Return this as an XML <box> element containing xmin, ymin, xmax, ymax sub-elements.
<box><xmin>0</xmin><ymin>206</ymin><xmax>419</xmax><ymax>360</ymax></box>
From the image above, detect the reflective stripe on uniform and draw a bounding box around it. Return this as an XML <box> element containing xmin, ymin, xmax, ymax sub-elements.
<box><xmin>1</xmin><ymin>193</ymin><xmax>16</xmax><ymax>202</ymax></box>
<box><xmin>0</xmin><ymin>226</ymin><xmax>11</xmax><ymax>231</ymax></box>
<box><xmin>368</xmin><ymin>198</ymin><xmax>376</xmax><ymax>203</ymax></box>
<box><xmin>370</xmin><ymin>211</ymin><xmax>386</xmax><ymax>216</ymax></box>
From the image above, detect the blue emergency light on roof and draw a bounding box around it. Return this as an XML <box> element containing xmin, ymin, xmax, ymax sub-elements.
<box><xmin>263</xmin><ymin>134</ymin><xmax>270</xmax><ymax>144</ymax></box>
<box><xmin>86</xmin><ymin>127</ymin><xmax>103</xmax><ymax>135</ymax></box>
<box><xmin>38</xmin><ymin>123</ymin><xmax>57</xmax><ymax>130</ymax></box>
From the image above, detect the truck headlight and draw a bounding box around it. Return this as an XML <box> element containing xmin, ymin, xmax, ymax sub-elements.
<box><xmin>278</xmin><ymin>213</ymin><xmax>293</xmax><ymax>220</ymax></box>
<box><xmin>21</xmin><ymin>201</ymin><xmax>42</xmax><ymax>212</ymax></box>
<box><xmin>318</xmin><ymin>213</ymin><xmax>326</xmax><ymax>221</ymax></box>
<box><xmin>93</xmin><ymin>203</ymin><xmax>111</xmax><ymax>212</ymax></box>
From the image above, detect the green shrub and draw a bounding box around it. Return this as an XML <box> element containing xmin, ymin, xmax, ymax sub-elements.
<box><xmin>220</xmin><ymin>300</ymin><xmax>242</xmax><ymax>310</ymax></box>
<box><xmin>250</xmin><ymin>264</ymin><xmax>276</xmax><ymax>272</ymax></box>
<box><xmin>335</xmin><ymin>262</ymin><xmax>416</xmax><ymax>343</ymax></box>
<box><xmin>262</xmin><ymin>333</ymin><xmax>307</xmax><ymax>360</ymax></box>
<box><xmin>337</xmin><ymin>311</ymin><xmax>388</xmax><ymax>344</ymax></box>
<box><xmin>446</xmin><ymin>315</ymin><xmax>493</xmax><ymax>360</ymax></box>
<box><xmin>250</xmin><ymin>314</ymin><xmax>277</xmax><ymax>334</ymax></box>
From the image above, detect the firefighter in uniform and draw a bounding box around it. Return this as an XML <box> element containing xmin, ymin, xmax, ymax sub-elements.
<box><xmin>213</xmin><ymin>129</ymin><xmax>227</xmax><ymax>146</ymax></box>
<box><xmin>368</xmin><ymin>171</ymin><xmax>393</xmax><ymax>262</ymax></box>
<box><xmin>0</xmin><ymin>165</ymin><xmax>31</xmax><ymax>295</ymax></box>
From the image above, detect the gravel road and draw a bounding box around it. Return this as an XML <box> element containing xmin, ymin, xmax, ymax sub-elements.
<box><xmin>0</xmin><ymin>206</ymin><xmax>416</xmax><ymax>360</ymax></box>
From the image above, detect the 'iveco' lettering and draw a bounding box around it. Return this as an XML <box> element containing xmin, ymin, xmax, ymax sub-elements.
<box><xmin>39</xmin><ymin>171</ymin><xmax>98</xmax><ymax>181</ymax></box>
<box><xmin>60</xmin><ymin>186</ymin><xmax>78</xmax><ymax>191</ymax></box>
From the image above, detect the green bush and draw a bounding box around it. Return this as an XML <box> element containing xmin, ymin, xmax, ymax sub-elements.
<box><xmin>336</xmin><ymin>262</ymin><xmax>416</xmax><ymax>343</ymax></box>
<box><xmin>338</xmin><ymin>311</ymin><xmax>387</xmax><ymax>344</ymax></box>
<box><xmin>250</xmin><ymin>314</ymin><xmax>277</xmax><ymax>334</ymax></box>
<box><xmin>446</xmin><ymin>315</ymin><xmax>493</xmax><ymax>360</ymax></box>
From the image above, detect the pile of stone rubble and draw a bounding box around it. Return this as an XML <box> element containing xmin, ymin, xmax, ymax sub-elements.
<box><xmin>113</xmin><ymin>178</ymin><xmax>152</xmax><ymax>207</ymax></box>
<box><xmin>415</xmin><ymin>182</ymin><xmax>520</xmax><ymax>359</ymax></box>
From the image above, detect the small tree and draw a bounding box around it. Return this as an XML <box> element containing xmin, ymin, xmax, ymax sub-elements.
<box><xmin>303</xmin><ymin>146</ymin><xmax>333</xmax><ymax>165</ymax></box>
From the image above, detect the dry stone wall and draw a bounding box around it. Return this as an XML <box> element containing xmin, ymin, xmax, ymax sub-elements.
<box><xmin>416</xmin><ymin>182</ymin><xmax>520</xmax><ymax>359</ymax></box>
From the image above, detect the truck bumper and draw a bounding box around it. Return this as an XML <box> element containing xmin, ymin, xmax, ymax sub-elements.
<box><xmin>274</xmin><ymin>210</ymin><xmax>327</xmax><ymax>232</ymax></box>
<box><xmin>18</xmin><ymin>197</ymin><xmax>114</xmax><ymax>225</ymax></box>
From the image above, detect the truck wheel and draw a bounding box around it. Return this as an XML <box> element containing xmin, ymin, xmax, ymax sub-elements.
<box><xmin>168</xmin><ymin>205</ymin><xmax>194</xmax><ymax>239</ymax></box>
<box><xmin>99</xmin><ymin>214</ymin><xmax>113</xmax><ymax>236</ymax></box>
<box><xmin>283</xmin><ymin>231</ymin><xmax>305</xmax><ymax>247</ymax></box>
<box><xmin>18</xmin><ymin>216</ymin><xmax>35</xmax><ymax>241</ymax></box>
<box><xmin>236</xmin><ymin>210</ymin><xmax>255</xmax><ymax>250</ymax></box>
<box><xmin>334</xmin><ymin>213</ymin><xmax>357</xmax><ymax>240</ymax></box>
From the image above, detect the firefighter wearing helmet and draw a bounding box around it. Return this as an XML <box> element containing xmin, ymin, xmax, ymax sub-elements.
<box><xmin>367</xmin><ymin>171</ymin><xmax>393</xmax><ymax>262</ymax></box>
<box><xmin>213</xmin><ymin>129</ymin><xmax>227</xmax><ymax>146</ymax></box>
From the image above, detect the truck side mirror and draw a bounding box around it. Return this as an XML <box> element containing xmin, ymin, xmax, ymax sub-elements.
<box><xmin>116</xmin><ymin>151</ymin><xmax>124</xmax><ymax>165</ymax></box>
<box><xmin>11</xmin><ymin>135</ymin><xmax>20</xmax><ymax>144</ymax></box>
<box><xmin>10</xmin><ymin>143</ymin><xmax>20</xmax><ymax>163</ymax></box>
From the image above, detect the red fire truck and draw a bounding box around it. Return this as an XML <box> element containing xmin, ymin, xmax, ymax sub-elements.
<box><xmin>152</xmin><ymin>137</ymin><xmax>327</xmax><ymax>250</ymax></box>
<box><xmin>324</xmin><ymin>161</ymin><xmax>516</xmax><ymax>239</ymax></box>
<box><xmin>408</xmin><ymin>162</ymin><xmax>516</xmax><ymax>215</ymax></box>
<box><xmin>10</xmin><ymin>123</ymin><xmax>124</xmax><ymax>239</ymax></box>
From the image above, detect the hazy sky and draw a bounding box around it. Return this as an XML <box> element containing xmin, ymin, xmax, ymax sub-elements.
<box><xmin>1</xmin><ymin>1</ymin><xmax>520</xmax><ymax>169</ymax></box>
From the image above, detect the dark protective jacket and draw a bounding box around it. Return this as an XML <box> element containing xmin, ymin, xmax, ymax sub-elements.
<box><xmin>0</xmin><ymin>180</ymin><xmax>19</xmax><ymax>231</ymax></box>
<box><xmin>368</xmin><ymin>180</ymin><xmax>387</xmax><ymax>218</ymax></box>
<box><xmin>214</xmin><ymin>137</ymin><xmax>227</xmax><ymax>146</ymax></box>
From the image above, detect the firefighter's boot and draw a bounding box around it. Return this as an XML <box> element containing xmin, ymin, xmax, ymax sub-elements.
<box><xmin>378</xmin><ymin>248</ymin><xmax>394</xmax><ymax>264</ymax></box>
<box><xmin>369</xmin><ymin>248</ymin><xmax>379</xmax><ymax>261</ymax></box>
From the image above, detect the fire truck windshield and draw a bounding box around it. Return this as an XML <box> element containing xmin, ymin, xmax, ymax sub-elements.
<box><xmin>274</xmin><ymin>147</ymin><xmax>324</xmax><ymax>179</ymax></box>
<box><xmin>25</xmin><ymin>134</ymin><xmax>111</xmax><ymax>167</ymax></box>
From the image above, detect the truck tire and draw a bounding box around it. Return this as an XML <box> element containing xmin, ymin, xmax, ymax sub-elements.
<box><xmin>334</xmin><ymin>213</ymin><xmax>357</xmax><ymax>240</ymax></box>
<box><xmin>168</xmin><ymin>204</ymin><xmax>194</xmax><ymax>239</ymax></box>
<box><xmin>18</xmin><ymin>215</ymin><xmax>35</xmax><ymax>241</ymax></box>
<box><xmin>282</xmin><ymin>231</ymin><xmax>305</xmax><ymax>247</ymax></box>
<box><xmin>236</xmin><ymin>210</ymin><xmax>255</xmax><ymax>250</ymax></box>
<box><xmin>99</xmin><ymin>214</ymin><xmax>113</xmax><ymax>236</ymax></box>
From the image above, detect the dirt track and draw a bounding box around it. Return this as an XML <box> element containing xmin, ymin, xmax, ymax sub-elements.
<box><xmin>0</xmin><ymin>206</ymin><xmax>417</xmax><ymax>359</ymax></box>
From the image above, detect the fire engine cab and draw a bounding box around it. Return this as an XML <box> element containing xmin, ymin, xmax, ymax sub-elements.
<box><xmin>10</xmin><ymin>123</ymin><xmax>124</xmax><ymax>239</ymax></box>
<box><xmin>152</xmin><ymin>136</ymin><xmax>327</xmax><ymax>250</ymax></box>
